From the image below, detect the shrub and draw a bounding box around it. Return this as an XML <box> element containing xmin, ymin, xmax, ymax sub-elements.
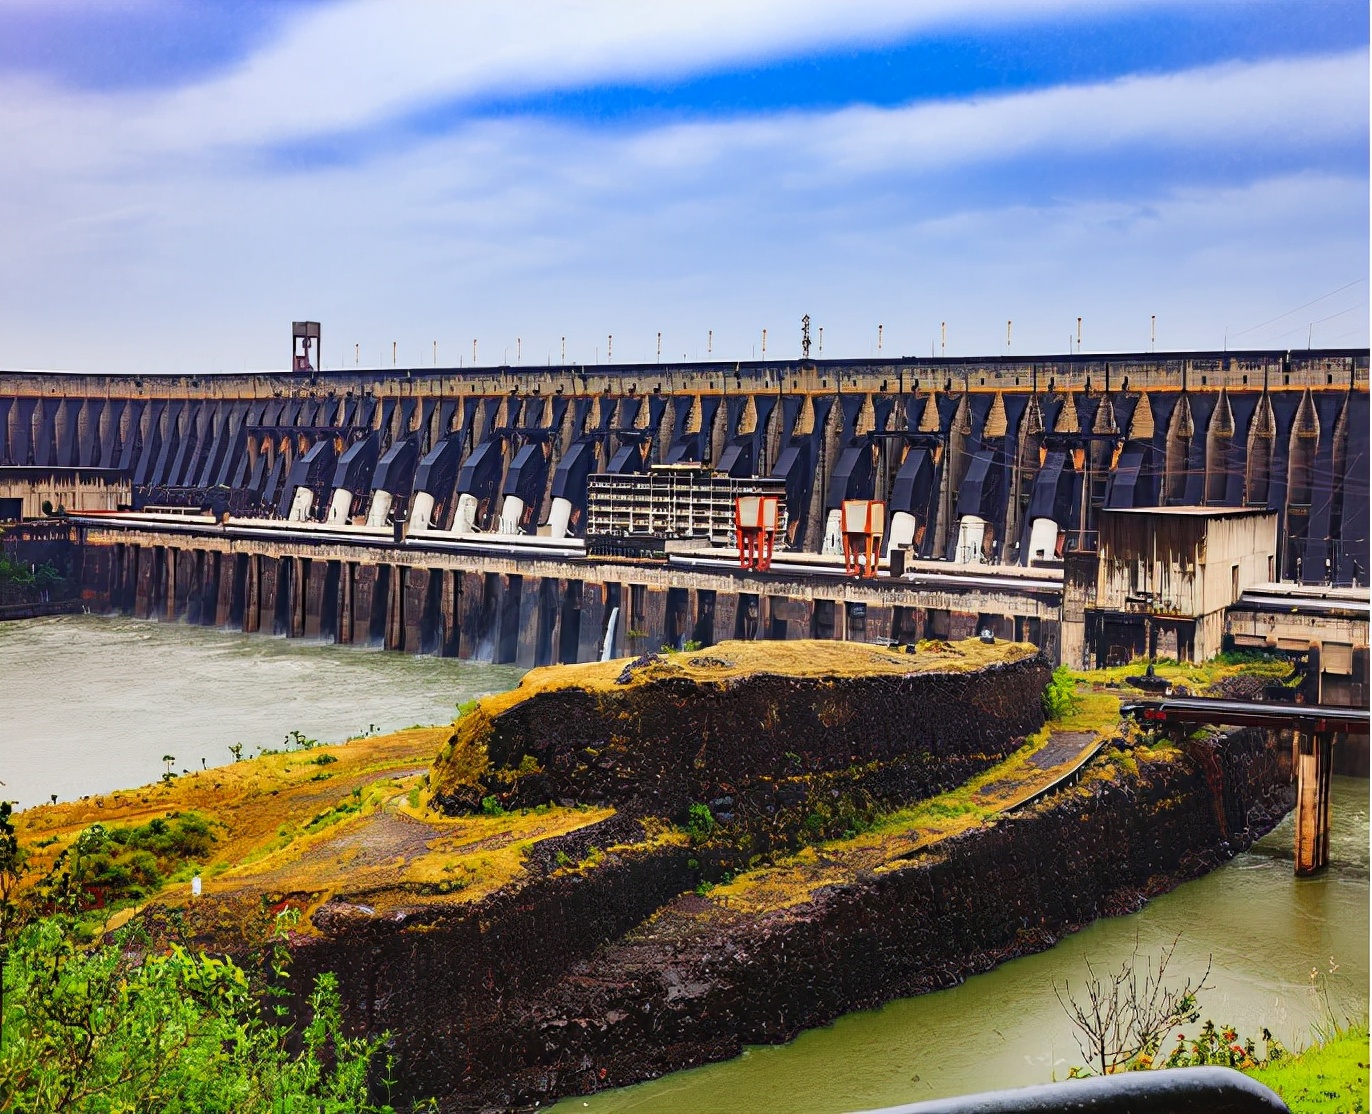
<box><xmin>686</xmin><ymin>803</ymin><xmax>716</xmax><ymax>841</ymax></box>
<box><xmin>1042</xmin><ymin>665</ymin><xmax>1081</xmax><ymax>721</ymax></box>
<box><xmin>0</xmin><ymin>913</ymin><xmax>396</xmax><ymax>1112</ymax></box>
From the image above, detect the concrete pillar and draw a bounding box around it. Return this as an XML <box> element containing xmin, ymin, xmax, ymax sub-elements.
<box><xmin>440</xmin><ymin>570</ymin><xmax>460</xmax><ymax>656</ymax></box>
<box><xmin>304</xmin><ymin>560</ymin><xmax>328</xmax><ymax>638</ymax></box>
<box><xmin>1294</xmin><ymin>730</ymin><xmax>1333</xmax><ymax>876</ymax></box>
<box><xmin>457</xmin><ymin>571</ymin><xmax>487</xmax><ymax>659</ymax></box>
<box><xmin>350</xmin><ymin>564</ymin><xmax>377</xmax><ymax>644</ymax></box>
<box><xmin>337</xmin><ymin>562</ymin><xmax>355</xmax><ymax>644</ymax></box>
<box><xmin>290</xmin><ymin>557</ymin><xmax>307</xmax><ymax>638</ymax></box>
<box><xmin>863</xmin><ymin>603</ymin><xmax>894</xmax><ymax>644</ymax></box>
<box><xmin>243</xmin><ymin>554</ymin><xmax>261</xmax><ymax>633</ymax></box>
<box><xmin>576</xmin><ymin>581</ymin><xmax>607</xmax><ymax>663</ymax></box>
<box><xmin>642</xmin><ymin>586</ymin><xmax>669</xmax><ymax>650</ymax></box>
<box><xmin>514</xmin><ymin>575</ymin><xmax>543</xmax><ymax>668</ymax></box>
<box><xmin>385</xmin><ymin>565</ymin><xmax>405</xmax><ymax>651</ymax></box>
<box><xmin>402</xmin><ymin>566</ymin><xmax>428</xmax><ymax>652</ymax></box>
<box><xmin>713</xmin><ymin>592</ymin><xmax>740</xmax><ymax>644</ymax></box>
<box><xmin>162</xmin><ymin>547</ymin><xmax>178</xmax><ymax>620</ymax></box>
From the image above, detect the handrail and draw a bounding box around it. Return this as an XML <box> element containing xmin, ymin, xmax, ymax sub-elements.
<box><xmin>852</xmin><ymin>1066</ymin><xmax>1289</xmax><ymax>1114</ymax></box>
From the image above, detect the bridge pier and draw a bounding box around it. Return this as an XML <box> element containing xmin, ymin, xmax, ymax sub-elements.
<box><xmin>1294</xmin><ymin>730</ymin><xmax>1333</xmax><ymax>876</ymax></box>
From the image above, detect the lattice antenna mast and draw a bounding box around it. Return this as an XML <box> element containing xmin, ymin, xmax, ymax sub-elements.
<box><xmin>801</xmin><ymin>314</ymin><xmax>812</xmax><ymax>360</ymax></box>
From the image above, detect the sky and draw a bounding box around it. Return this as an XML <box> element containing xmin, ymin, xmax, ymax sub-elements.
<box><xmin>0</xmin><ymin>0</ymin><xmax>1367</xmax><ymax>373</ymax></box>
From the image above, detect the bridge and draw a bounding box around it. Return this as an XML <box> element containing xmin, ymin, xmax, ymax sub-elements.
<box><xmin>1122</xmin><ymin>696</ymin><xmax>1369</xmax><ymax>876</ymax></box>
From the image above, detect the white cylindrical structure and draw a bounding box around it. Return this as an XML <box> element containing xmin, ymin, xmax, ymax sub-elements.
<box><xmin>1028</xmin><ymin>517</ymin><xmax>1060</xmax><ymax>562</ymax></box>
<box><xmin>955</xmin><ymin>514</ymin><xmax>987</xmax><ymax>565</ymax></box>
<box><xmin>887</xmin><ymin>510</ymin><xmax>917</xmax><ymax>552</ymax></box>
<box><xmin>288</xmin><ymin>488</ymin><xmax>314</xmax><ymax>522</ymax></box>
<box><xmin>497</xmin><ymin>495</ymin><xmax>524</xmax><ymax>535</ymax></box>
<box><xmin>822</xmin><ymin>508</ymin><xmax>843</xmax><ymax>555</ymax></box>
<box><xmin>365</xmin><ymin>490</ymin><xmax>393</xmax><ymax>528</ymax></box>
<box><xmin>409</xmin><ymin>491</ymin><xmax>435</xmax><ymax>533</ymax></box>
<box><xmin>326</xmin><ymin>488</ymin><xmax>352</xmax><ymax>524</ymax></box>
<box><xmin>452</xmin><ymin>493</ymin><xmax>479</xmax><ymax>535</ymax></box>
<box><xmin>547</xmin><ymin>496</ymin><xmax>573</xmax><ymax>540</ymax></box>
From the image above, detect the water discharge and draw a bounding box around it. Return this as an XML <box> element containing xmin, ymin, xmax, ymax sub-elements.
<box><xmin>0</xmin><ymin>616</ymin><xmax>1365</xmax><ymax>1110</ymax></box>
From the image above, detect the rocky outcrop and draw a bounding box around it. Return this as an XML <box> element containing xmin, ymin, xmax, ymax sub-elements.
<box><xmin>430</xmin><ymin>640</ymin><xmax>1050</xmax><ymax>866</ymax></box>
<box><xmin>295</xmin><ymin>717</ymin><xmax>1290</xmax><ymax>1111</ymax></box>
<box><xmin>439</xmin><ymin>729</ymin><xmax>1292</xmax><ymax>1110</ymax></box>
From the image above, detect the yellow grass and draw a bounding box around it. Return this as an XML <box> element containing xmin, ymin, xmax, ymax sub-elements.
<box><xmin>13</xmin><ymin>724</ymin><xmax>628</xmax><ymax>933</ymax></box>
<box><xmin>474</xmin><ymin>637</ymin><xmax>1040</xmax><ymax>719</ymax></box>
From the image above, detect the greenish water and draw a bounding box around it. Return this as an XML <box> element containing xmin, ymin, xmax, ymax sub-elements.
<box><xmin>0</xmin><ymin>614</ymin><xmax>524</xmax><ymax>809</ymax></box>
<box><xmin>556</xmin><ymin>779</ymin><xmax>1368</xmax><ymax>1114</ymax></box>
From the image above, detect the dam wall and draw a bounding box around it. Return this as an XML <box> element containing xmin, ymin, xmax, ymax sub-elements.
<box><xmin>2</xmin><ymin>348</ymin><xmax>1366</xmax><ymax>584</ymax></box>
<box><xmin>72</xmin><ymin>521</ymin><xmax>1065</xmax><ymax>663</ymax></box>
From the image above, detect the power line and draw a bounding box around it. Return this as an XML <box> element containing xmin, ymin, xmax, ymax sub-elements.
<box><xmin>1231</xmin><ymin>278</ymin><xmax>1367</xmax><ymax>339</ymax></box>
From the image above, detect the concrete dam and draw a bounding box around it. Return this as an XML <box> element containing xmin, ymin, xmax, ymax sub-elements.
<box><xmin>2</xmin><ymin>346</ymin><xmax>1366</xmax><ymax>670</ymax></box>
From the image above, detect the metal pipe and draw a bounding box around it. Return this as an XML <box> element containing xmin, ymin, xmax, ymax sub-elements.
<box><xmin>853</xmin><ymin>1066</ymin><xmax>1289</xmax><ymax>1114</ymax></box>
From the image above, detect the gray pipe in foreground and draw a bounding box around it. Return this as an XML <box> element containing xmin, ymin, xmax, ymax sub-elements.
<box><xmin>852</xmin><ymin>1067</ymin><xmax>1290</xmax><ymax>1114</ymax></box>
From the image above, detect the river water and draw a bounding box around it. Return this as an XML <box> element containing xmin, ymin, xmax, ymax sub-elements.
<box><xmin>1</xmin><ymin>616</ymin><xmax>1366</xmax><ymax>1110</ymax></box>
<box><xmin>0</xmin><ymin>614</ymin><xmax>524</xmax><ymax>809</ymax></box>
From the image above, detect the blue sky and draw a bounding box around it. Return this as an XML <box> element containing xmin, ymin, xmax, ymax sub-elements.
<box><xmin>0</xmin><ymin>0</ymin><xmax>1366</xmax><ymax>372</ymax></box>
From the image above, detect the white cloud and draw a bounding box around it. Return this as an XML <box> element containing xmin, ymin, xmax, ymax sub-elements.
<box><xmin>0</xmin><ymin>0</ymin><xmax>1176</xmax><ymax>174</ymax></box>
<box><xmin>0</xmin><ymin>19</ymin><xmax>1364</xmax><ymax>371</ymax></box>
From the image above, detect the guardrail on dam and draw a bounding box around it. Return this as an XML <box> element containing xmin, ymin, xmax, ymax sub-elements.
<box><xmin>2</xmin><ymin>346</ymin><xmax>1366</xmax><ymax>665</ymax></box>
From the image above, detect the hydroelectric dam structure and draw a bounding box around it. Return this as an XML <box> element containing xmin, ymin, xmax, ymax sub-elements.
<box><xmin>1</xmin><ymin>344</ymin><xmax>1366</xmax><ymax>671</ymax></box>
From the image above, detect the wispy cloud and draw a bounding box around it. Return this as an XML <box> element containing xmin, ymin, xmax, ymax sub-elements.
<box><xmin>0</xmin><ymin>2</ymin><xmax>1364</xmax><ymax>371</ymax></box>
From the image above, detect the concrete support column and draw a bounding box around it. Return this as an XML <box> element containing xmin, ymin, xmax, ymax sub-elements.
<box><xmin>514</xmin><ymin>574</ymin><xmax>543</xmax><ymax>668</ymax></box>
<box><xmin>215</xmin><ymin>554</ymin><xmax>236</xmax><ymax>626</ymax></box>
<box><xmin>440</xmin><ymin>570</ymin><xmax>460</xmax><ymax>656</ymax></box>
<box><xmin>384</xmin><ymin>565</ymin><xmax>404</xmax><ymax>651</ymax></box>
<box><xmin>163</xmin><ymin>547</ymin><xmax>177</xmax><ymax>620</ymax></box>
<box><xmin>1294</xmin><ymin>730</ymin><xmax>1333</xmax><ymax>876</ymax></box>
<box><xmin>245</xmin><ymin>554</ymin><xmax>262</xmax><ymax>633</ymax></box>
<box><xmin>304</xmin><ymin>560</ymin><xmax>327</xmax><ymax>638</ymax></box>
<box><xmin>337</xmin><ymin>562</ymin><xmax>355</xmax><ymax>644</ymax></box>
<box><xmin>457</xmin><ymin>571</ymin><xmax>487</xmax><ymax>659</ymax></box>
<box><xmin>575</xmin><ymin>582</ymin><xmax>608</xmax><ymax>663</ymax></box>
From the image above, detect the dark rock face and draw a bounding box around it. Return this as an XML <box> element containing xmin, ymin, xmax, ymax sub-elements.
<box><xmin>438</xmin><ymin>655</ymin><xmax>1052</xmax><ymax>847</ymax></box>
<box><xmin>301</xmin><ymin>727</ymin><xmax>1291</xmax><ymax>1112</ymax></box>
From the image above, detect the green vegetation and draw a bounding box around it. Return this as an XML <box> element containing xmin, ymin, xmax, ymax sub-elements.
<box><xmin>1</xmin><ymin>913</ymin><xmax>399</xmax><ymax>1113</ymax></box>
<box><xmin>1042</xmin><ymin>665</ymin><xmax>1082</xmax><ymax>721</ymax></box>
<box><xmin>0</xmin><ymin>799</ymin><xmax>404</xmax><ymax>1112</ymax></box>
<box><xmin>0</xmin><ymin>555</ymin><xmax>63</xmax><ymax>597</ymax></box>
<box><xmin>1245</xmin><ymin>1022</ymin><xmax>1369</xmax><ymax>1113</ymax></box>
<box><xmin>1057</xmin><ymin>940</ymin><xmax>1368</xmax><ymax>1110</ymax></box>
<box><xmin>686</xmin><ymin>803</ymin><xmax>716</xmax><ymax>842</ymax></box>
<box><xmin>69</xmin><ymin>812</ymin><xmax>218</xmax><ymax>906</ymax></box>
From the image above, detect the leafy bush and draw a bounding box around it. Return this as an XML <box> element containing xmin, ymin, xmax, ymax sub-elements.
<box><xmin>686</xmin><ymin>803</ymin><xmax>716</xmax><ymax>841</ymax></box>
<box><xmin>0</xmin><ymin>914</ymin><xmax>397</xmax><ymax>1112</ymax></box>
<box><xmin>75</xmin><ymin>813</ymin><xmax>218</xmax><ymax>903</ymax></box>
<box><xmin>1042</xmin><ymin>665</ymin><xmax>1081</xmax><ymax>721</ymax></box>
<box><xmin>479</xmin><ymin>795</ymin><xmax>506</xmax><ymax>817</ymax></box>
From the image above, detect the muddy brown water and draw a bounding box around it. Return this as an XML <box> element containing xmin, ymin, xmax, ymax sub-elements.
<box><xmin>1</xmin><ymin>615</ymin><xmax>1365</xmax><ymax>1111</ymax></box>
